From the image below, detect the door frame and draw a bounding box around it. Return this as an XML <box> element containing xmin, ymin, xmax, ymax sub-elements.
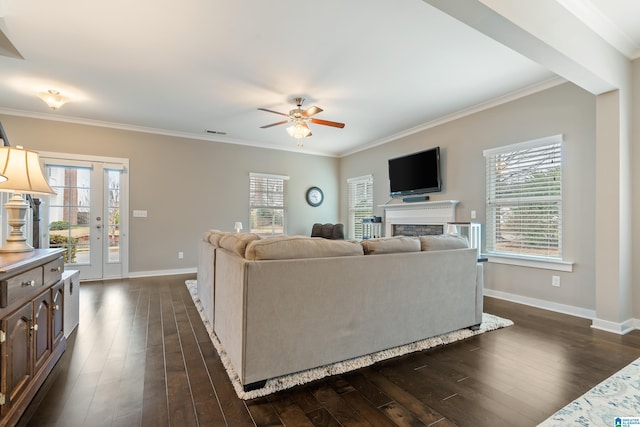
<box><xmin>38</xmin><ymin>151</ymin><xmax>129</xmax><ymax>280</ymax></box>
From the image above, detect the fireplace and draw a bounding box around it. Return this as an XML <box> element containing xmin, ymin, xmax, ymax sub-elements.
<box><xmin>392</xmin><ymin>224</ymin><xmax>443</xmax><ymax>237</ymax></box>
<box><xmin>381</xmin><ymin>200</ymin><xmax>458</xmax><ymax>237</ymax></box>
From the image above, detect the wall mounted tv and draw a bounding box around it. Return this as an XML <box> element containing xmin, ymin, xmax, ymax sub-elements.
<box><xmin>388</xmin><ymin>146</ymin><xmax>441</xmax><ymax>198</ymax></box>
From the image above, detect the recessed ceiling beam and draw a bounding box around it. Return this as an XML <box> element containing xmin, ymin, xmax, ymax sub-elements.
<box><xmin>423</xmin><ymin>0</ymin><xmax>629</xmax><ymax>94</ymax></box>
<box><xmin>0</xmin><ymin>29</ymin><xmax>23</xmax><ymax>59</ymax></box>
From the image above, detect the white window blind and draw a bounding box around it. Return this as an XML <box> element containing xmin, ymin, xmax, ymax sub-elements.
<box><xmin>348</xmin><ymin>175</ymin><xmax>373</xmax><ymax>240</ymax></box>
<box><xmin>249</xmin><ymin>173</ymin><xmax>289</xmax><ymax>235</ymax></box>
<box><xmin>484</xmin><ymin>135</ymin><xmax>563</xmax><ymax>259</ymax></box>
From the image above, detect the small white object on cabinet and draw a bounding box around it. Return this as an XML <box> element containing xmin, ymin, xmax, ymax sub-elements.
<box><xmin>63</xmin><ymin>269</ymin><xmax>80</xmax><ymax>337</ymax></box>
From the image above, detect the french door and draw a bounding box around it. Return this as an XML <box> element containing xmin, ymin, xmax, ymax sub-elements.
<box><xmin>39</xmin><ymin>153</ymin><xmax>129</xmax><ymax>280</ymax></box>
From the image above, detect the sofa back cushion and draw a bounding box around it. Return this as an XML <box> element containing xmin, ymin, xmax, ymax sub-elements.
<box><xmin>203</xmin><ymin>229</ymin><xmax>218</xmax><ymax>243</ymax></box>
<box><xmin>361</xmin><ymin>236</ymin><xmax>421</xmax><ymax>255</ymax></box>
<box><xmin>245</xmin><ymin>236</ymin><xmax>363</xmax><ymax>260</ymax></box>
<box><xmin>419</xmin><ymin>234</ymin><xmax>469</xmax><ymax>251</ymax></box>
<box><xmin>218</xmin><ymin>233</ymin><xmax>261</xmax><ymax>257</ymax></box>
<box><xmin>205</xmin><ymin>230</ymin><xmax>229</xmax><ymax>247</ymax></box>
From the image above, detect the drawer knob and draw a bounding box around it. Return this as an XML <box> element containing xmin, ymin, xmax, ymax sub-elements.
<box><xmin>53</xmin><ymin>304</ymin><xmax>60</xmax><ymax>311</ymax></box>
<box><xmin>31</xmin><ymin>323</ymin><xmax>38</xmax><ymax>332</ymax></box>
<box><xmin>22</xmin><ymin>280</ymin><xmax>36</xmax><ymax>287</ymax></box>
<box><xmin>51</xmin><ymin>266</ymin><xmax>61</xmax><ymax>272</ymax></box>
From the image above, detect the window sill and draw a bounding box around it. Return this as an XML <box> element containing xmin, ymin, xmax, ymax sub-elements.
<box><xmin>483</xmin><ymin>253</ymin><xmax>574</xmax><ymax>272</ymax></box>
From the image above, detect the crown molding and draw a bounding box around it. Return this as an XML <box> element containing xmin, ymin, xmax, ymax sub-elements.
<box><xmin>1</xmin><ymin>76</ymin><xmax>567</xmax><ymax>160</ymax></box>
<box><xmin>0</xmin><ymin>108</ymin><xmax>337</xmax><ymax>157</ymax></box>
<box><xmin>338</xmin><ymin>76</ymin><xmax>567</xmax><ymax>157</ymax></box>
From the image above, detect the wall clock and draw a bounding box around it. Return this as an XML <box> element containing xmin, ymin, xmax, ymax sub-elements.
<box><xmin>306</xmin><ymin>186</ymin><xmax>324</xmax><ymax>207</ymax></box>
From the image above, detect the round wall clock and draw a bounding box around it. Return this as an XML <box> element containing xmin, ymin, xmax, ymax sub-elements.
<box><xmin>306</xmin><ymin>186</ymin><xmax>324</xmax><ymax>207</ymax></box>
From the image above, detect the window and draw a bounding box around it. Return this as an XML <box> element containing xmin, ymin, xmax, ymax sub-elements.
<box><xmin>484</xmin><ymin>135</ymin><xmax>562</xmax><ymax>259</ymax></box>
<box><xmin>348</xmin><ymin>175</ymin><xmax>373</xmax><ymax>240</ymax></box>
<box><xmin>249</xmin><ymin>173</ymin><xmax>289</xmax><ymax>235</ymax></box>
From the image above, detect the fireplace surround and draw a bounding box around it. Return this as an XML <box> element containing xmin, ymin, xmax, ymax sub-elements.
<box><xmin>381</xmin><ymin>200</ymin><xmax>459</xmax><ymax>237</ymax></box>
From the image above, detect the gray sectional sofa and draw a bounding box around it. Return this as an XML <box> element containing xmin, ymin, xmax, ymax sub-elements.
<box><xmin>197</xmin><ymin>231</ymin><xmax>484</xmax><ymax>391</ymax></box>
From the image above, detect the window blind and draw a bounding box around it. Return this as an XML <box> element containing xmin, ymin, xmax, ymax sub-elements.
<box><xmin>484</xmin><ymin>135</ymin><xmax>563</xmax><ymax>258</ymax></box>
<box><xmin>249</xmin><ymin>173</ymin><xmax>289</xmax><ymax>235</ymax></box>
<box><xmin>348</xmin><ymin>175</ymin><xmax>373</xmax><ymax>240</ymax></box>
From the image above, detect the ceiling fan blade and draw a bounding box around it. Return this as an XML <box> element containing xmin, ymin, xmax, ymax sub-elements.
<box><xmin>310</xmin><ymin>118</ymin><xmax>345</xmax><ymax>128</ymax></box>
<box><xmin>260</xmin><ymin>120</ymin><xmax>289</xmax><ymax>128</ymax></box>
<box><xmin>258</xmin><ymin>107</ymin><xmax>289</xmax><ymax>117</ymax></box>
<box><xmin>301</xmin><ymin>106</ymin><xmax>323</xmax><ymax>117</ymax></box>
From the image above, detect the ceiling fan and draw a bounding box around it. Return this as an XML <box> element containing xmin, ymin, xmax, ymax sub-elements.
<box><xmin>258</xmin><ymin>97</ymin><xmax>345</xmax><ymax>139</ymax></box>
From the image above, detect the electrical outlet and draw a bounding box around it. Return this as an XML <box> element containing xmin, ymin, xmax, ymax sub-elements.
<box><xmin>178</xmin><ymin>251</ymin><xmax>184</xmax><ymax>259</ymax></box>
<box><xmin>471</xmin><ymin>210</ymin><xmax>477</xmax><ymax>219</ymax></box>
<box><xmin>552</xmin><ymin>275</ymin><xmax>560</xmax><ymax>287</ymax></box>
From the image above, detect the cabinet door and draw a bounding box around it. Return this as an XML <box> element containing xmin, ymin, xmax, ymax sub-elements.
<box><xmin>1</xmin><ymin>303</ymin><xmax>33</xmax><ymax>416</ymax></box>
<box><xmin>33</xmin><ymin>292</ymin><xmax>52</xmax><ymax>375</ymax></box>
<box><xmin>51</xmin><ymin>281</ymin><xmax>64</xmax><ymax>350</ymax></box>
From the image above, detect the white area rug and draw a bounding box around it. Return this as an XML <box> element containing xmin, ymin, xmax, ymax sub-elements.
<box><xmin>538</xmin><ymin>358</ymin><xmax>640</xmax><ymax>427</ymax></box>
<box><xmin>185</xmin><ymin>279</ymin><xmax>514</xmax><ymax>400</ymax></box>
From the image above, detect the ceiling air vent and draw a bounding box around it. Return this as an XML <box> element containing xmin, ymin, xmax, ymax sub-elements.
<box><xmin>205</xmin><ymin>130</ymin><xmax>227</xmax><ymax>135</ymax></box>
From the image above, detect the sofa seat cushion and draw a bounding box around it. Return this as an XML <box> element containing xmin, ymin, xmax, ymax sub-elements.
<box><xmin>245</xmin><ymin>236</ymin><xmax>364</xmax><ymax>260</ymax></box>
<box><xmin>419</xmin><ymin>234</ymin><xmax>469</xmax><ymax>251</ymax></box>
<box><xmin>219</xmin><ymin>233</ymin><xmax>261</xmax><ymax>257</ymax></box>
<box><xmin>361</xmin><ymin>236</ymin><xmax>420</xmax><ymax>255</ymax></box>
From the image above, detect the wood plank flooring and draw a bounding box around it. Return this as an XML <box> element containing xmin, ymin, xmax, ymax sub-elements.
<box><xmin>18</xmin><ymin>274</ymin><xmax>640</xmax><ymax>427</ymax></box>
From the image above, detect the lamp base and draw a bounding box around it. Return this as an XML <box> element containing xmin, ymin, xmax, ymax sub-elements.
<box><xmin>0</xmin><ymin>193</ymin><xmax>34</xmax><ymax>253</ymax></box>
<box><xmin>0</xmin><ymin>240</ymin><xmax>34</xmax><ymax>253</ymax></box>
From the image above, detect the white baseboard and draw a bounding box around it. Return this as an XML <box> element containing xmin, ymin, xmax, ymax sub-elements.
<box><xmin>591</xmin><ymin>317</ymin><xmax>637</xmax><ymax>335</ymax></box>
<box><xmin>127</xmin><ymin>267</ymin><xmax>197</xmax><ymax>279</ymax></box>
<box><xmin>484</xmin><ymin>288</ymin><xmax>640</xmax><ymax>335</ymax></box>
<box><xmin>484</xmin><ymin>288</ymin><xmax>596</xmax><ymax>320</ymax></box>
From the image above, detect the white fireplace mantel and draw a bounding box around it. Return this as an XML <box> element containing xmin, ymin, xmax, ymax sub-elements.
<box><xmin>380</xmin><ymin>200</ymin><xmax>459</xmax><ymax>237</ymax></box>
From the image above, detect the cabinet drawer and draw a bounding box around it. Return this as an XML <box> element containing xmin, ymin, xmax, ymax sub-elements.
<box><xmin>43</xmin><ymin>257</ymin><xmax>64</xmax><ymax>286</ymax></box>
<box><xmin>0</xmin><ymin>267</ymin><xmax>44</xmax><ymax>308</ymax></box>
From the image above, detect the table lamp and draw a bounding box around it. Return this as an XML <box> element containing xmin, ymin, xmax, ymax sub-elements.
<box><xmin>0</xmin><ymin>146</ymin><xmax>56</xmax><ymax>252</ymax></box>
<box><xmin>234</xmin><ymin>222</ymin><xmax>243</xmax><ymax>233</ymax></box>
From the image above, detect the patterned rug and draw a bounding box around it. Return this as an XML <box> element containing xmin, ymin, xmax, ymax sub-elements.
<box><xmin>185</xmin><ymin>279</ymin><xmax>514</xmax><ymax>400</ymax></box>
<box><xmin>538</xmin><ymin>358</ymin><xmax>640</xmax><ymax>426</ymax></box>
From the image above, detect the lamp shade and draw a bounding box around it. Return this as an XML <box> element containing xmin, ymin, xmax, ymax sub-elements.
<box><xmin>0</xmin><ymin>146</ymin><xmax>55</xmax><ymax>195</ymax></box>
<box><xmin>446</xmin><ymin>223</ymin><xmax>459</xmax><ymax>235</ymax></box>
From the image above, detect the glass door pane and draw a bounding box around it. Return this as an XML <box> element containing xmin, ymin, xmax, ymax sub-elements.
<box><xmin>106</xmin><ymin>170</ymin><xmax>121</xmax><ymax>263</ymax></box>
<box><xmin>47</xmin><ymin>166</ymin><xmax>92</xmax><ymax>267</ymax></box>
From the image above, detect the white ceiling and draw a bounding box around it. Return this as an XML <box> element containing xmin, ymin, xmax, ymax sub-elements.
<box><xmin>0</xmin><ymin>0</ymin><xmax>637</xmax><ymax>157</ymax></box>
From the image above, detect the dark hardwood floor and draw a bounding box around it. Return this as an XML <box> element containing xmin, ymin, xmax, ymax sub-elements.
<box><xmin>19</xmin><ymin>274</ymin><xmax>640</xmax><ymax>427</ymax></box>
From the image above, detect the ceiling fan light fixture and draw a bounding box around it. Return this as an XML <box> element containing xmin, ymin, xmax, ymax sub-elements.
<box><xmin>259</xmin><ymin>97</ymin><xmax>343</xmax><ymax>142</ymax></box>
<box><xmin>38</xmin><ymin>89</ymin><xmax>68</xmax><ymax>110</ymax></box>
<box><xmin>286</xmin><ymin>121</ymin><xmax>311</xmax><ymax>139</ymax></box>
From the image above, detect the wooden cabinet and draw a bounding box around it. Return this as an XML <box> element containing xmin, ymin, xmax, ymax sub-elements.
<box><xmin>32</xmin><ymin>291</ymin><xmax>52</xmax><ymax>375</ymax></box>
<box><xmin>0</xmin><ymin>249</ymin><xmax>66</xmax><ymax>426</ymax></box>
<box><xmin>2</xmin><ymin>303</ymin><xmax>32</xmax><ymax>416</ymax></box>
<box><xmin>51</xmin><ymin>281</ymin><xmax>64</xmax><ymax>350</ymax></box>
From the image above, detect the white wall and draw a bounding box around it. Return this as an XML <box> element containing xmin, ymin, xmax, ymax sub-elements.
<box><xmin>340</xmin><ymin>82</ymin><xmax>597</xmax><ymax>312</ymax></box>
<box><xmin>0</xmin><ymin>82</ymin><xmax>607</xmax><ymax>316</ymax></box>
<box><xmin>633</xmin><ymin>58</ymin><xmax>640</xmax><ymax>318</ymax></box>
<box><xmin>0</xmin><ymin>114</ymin><xmax>340</xmax><ymax>275</ymax></box>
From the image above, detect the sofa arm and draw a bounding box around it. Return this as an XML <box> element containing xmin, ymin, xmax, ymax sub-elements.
<box><xmin>197</xmin><ymin>239</ymin><xmax>216</xmax><ymax>326</ymax></box>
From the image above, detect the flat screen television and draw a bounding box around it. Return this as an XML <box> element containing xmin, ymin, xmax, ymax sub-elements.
<box><xmin>388</xmin><ymin>147</ymin><xmax>441</xmax><ymax>197</ymax></box>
